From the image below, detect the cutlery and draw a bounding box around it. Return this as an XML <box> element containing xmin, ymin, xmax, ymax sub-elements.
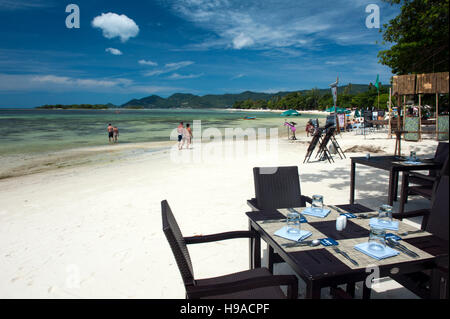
<box><xmin>332</xmin><ymin>247</ymin><xmax>359</xmax><ymax>266</ymax></box>
<box><xmin>386</xmin><ymin>238</ymin><xmax>419</xmax><ymax>258</ymax></box>
<box><xmin>261</xmin><ymin>219</ymin><xmax>284</xmax><ymax>224</ymax></box>
<box><xmin>398</xmin><ymin>230</ymin><xmax>424</xmax><ymax>237</ymax></box>
<box><xmin>357</xmin><ymin>213</ymin><xmax>378</xmax><ymax>219</ymax></box>
<box><xmin>330</xmin><ymin>205</ymin><xmax>346</xmax><ymax>214</ymax></box>
<box><xmin>282</xmin><ymin>239</ymin><xmax>321</xmax><ymax>248</ymax></box>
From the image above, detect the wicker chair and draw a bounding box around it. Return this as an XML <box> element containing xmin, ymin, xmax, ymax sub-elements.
<box><xmin>247</xmin><ymin>166</ymin><xmax>312</xmax><ymax>212</ymax></box>
<box><xmin>407</xmin><ymin>142</ymin><xmax>449</xmax><ymax>188</ymax></box>
<box><xmin>161</xmin><ymin>200</ymin><xmax>298</xmax><ymax>299</ymax></box>
<box><xmin>391</xmin><ymin>175</ymin><xmax>449</xmax><ymax>299</ymax></box>
<box><xmin>397</xmin><ymin>155</ymin><xmax>449</xmax><ymax>218</ymax></box>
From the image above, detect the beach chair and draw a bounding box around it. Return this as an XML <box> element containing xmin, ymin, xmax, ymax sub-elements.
<box><xmin>410</xmin><ymin>142</ymin><xmax>449</xmax><ymax>184</ymax></box>
<box><xmin>161</xmin><ymin>200</ymin><xmax>298</xmax><ymax>299</ymax></box>
<box><xmin>329</xmin><ymin>131</ymin><xmax>346</xmax><ymax>160</ymax></box>
<box><xmin>315</xmin><ymin>127</ymin><xmax>335</xmax><ymax>163</ymax></box>
<box><xmin>397</xmin><ymin>155</ymin><xmax>449</xmax><ymax>217</ymax></box>
<box><xmin>390</xmin><ymin>175</ymin><xmax>449</xmax><ymax>299</ymax></box>
<box><xmin>303</xmin><ymin>128</ymin><xmax>324</xmax><ymax>163</ymax></box>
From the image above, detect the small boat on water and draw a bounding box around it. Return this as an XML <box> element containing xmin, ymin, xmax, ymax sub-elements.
<box><xmin>244</xmin><ymin>116</ymin><xmax>256</xmax><ymax>120</ymax></box>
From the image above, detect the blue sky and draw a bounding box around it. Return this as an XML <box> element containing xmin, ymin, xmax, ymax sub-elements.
<box><xmin>0</xmin><ymin>0</ymin><xmax>400</xmax><ymax>107</ymax></box>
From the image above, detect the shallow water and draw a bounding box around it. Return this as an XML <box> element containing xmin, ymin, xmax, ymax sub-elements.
<box><xmin>0</xmin><ymin>109</ymin><xmax>326</xmax><ymax>156</ymax></box>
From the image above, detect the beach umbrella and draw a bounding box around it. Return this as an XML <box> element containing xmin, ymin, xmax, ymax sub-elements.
<box><xmin>325</xmin><ymin>106</ymin><xmax>350</xmax><ymax>114</ymax></box>
<box><xmin>281</xmin><ymin>109</ymin><xmax>300</xmax><ymax>116</ymax></box>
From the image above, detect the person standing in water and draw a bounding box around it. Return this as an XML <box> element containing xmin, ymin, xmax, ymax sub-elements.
<box><xmin>183</xmin><ymin>123</ymin><xmax>193</xmax><ymax>149</ymax></box>
<box><xmin>107</xmin><ymin>124</ymin><xmax>114</xmax><ymax>143</ymax></box>
<box><xmin>113</xmin><ymin>126</ymin><xmax>119</xmax><ymax>143</ymax></box>
<box><xmin>177</xmin><ymin>122</ymin><xmax>184</xmax><ymax>150</ymax></box>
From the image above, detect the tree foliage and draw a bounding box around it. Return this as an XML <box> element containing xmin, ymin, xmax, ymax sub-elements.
<box><xmin>378</xmin><ymin>0</ymin><xmax>449</xmax><ymax>74</ymax></box>
<box><xmin>233</xmin><ymin>85</ymin><xmax>393</xmax><ymax>110</ymax></box>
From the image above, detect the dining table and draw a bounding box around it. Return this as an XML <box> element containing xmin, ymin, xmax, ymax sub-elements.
<box><xmin>246</xmin><ymin>204</ymin><xmax>448</xmax><ymax>299</ymax></box>
<box><xmin>350</xmin><ymin>156</ymin><xmax>442</xmax><ymax>206</ymax></box>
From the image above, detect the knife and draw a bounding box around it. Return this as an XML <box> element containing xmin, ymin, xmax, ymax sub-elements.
<box><xmin>386</xmin><ymin>239</ymin><xmax>419</xmax><ymax>258</ymax></box>
<box><xmin>333</xmin><ymin>247</ymin><xmax>359</xmax><ymax>266</ymax></box>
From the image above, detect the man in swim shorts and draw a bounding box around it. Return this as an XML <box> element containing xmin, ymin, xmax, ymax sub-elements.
<box><xmin>177</xmin><ymin>122</ymin><xmax>184</xmax><ymax>150</ymax></box>
<box><xmin>108</xmin><ymin>124</ymin><xmax>114</xmax><ymax>143</ymax></box>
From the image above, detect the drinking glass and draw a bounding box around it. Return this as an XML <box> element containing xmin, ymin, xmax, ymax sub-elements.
<box><xmin>378</xmin><ymin>204</ymin><xmax>393</xmax><ymax>226</ymax></box>
<box><xmin>312</xmin><ymin>195</ymin><xmax>324</xmax><ymax>214</ymax></box>
<box><xmin>287</xmin><ymin>211</ymin><xmax>301</xmax><ymax>234</ymax></box>
<box><xmin>368</xmin><ymin>226</ymin><xmax>386</xmax><ymax>252</ymax></box>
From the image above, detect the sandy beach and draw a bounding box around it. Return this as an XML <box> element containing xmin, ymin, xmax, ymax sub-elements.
<box><xmin>0</xmin><ymin>130</ymin><xmax>438</xmax><ymax>299</ymax></box>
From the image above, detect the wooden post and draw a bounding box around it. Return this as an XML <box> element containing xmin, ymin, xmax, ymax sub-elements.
<box><xmin>388</xmin><ymin>88</ymin><xmax>392</xmax><ymax>139</ymax></box>
<box><xmin>418</xmin><ymin>94</ymin><xmax>422</xmax><ymax>141</ymax></box>
<box><xmin>403</xmin><ymin>96</ymin><xmax>407</xmax><ymax>130</ymax></box>
<box><xmin>397</xmin><ymin>95</ymin><xmax>401</xmax><ymax>132</ymax></box>
<box><xmin>436</xmin><ymin>93</ymin><xmax>439</xmax><ymax>141</ymax></box>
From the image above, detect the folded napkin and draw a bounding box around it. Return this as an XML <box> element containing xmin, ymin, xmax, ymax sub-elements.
<box><xmin>354</xmin><ymin>242</ymin><xmax>399</xmax><ymax>260</ymax></box>
<box><xmin>404</xmin><ymin>161</ymin><xmax>422</xmax><ymax>165</ymax></box>
<box><xmin>301</xmin><ymin>207</ymin><xmax>331</xmax><ymax>218</ymax></box>
<box><xmin>369</xmin><ymin>218</ymin><xmax>399</xmax><ymax>231</ymax></box>
<box><xmin>274</xmin><ymin>226</ymin><xmax>312</xmax><ymax>242</ymax></box>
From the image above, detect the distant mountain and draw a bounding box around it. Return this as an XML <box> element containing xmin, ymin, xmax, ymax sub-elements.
<box><xmin>121</xmin><ymin>84</ymin><xmax>386</xmax><ymax>109</ymax></box>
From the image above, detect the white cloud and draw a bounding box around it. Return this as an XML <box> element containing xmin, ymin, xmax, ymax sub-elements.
<box><xmin>145</xmin><ymin>61</ymin><xmax>195</xmax><ymax>77</ymax></box>
<box><xmin>166</xmin><ymin>0</ymin><xmax>397</xmax><ymax>52</ymax></box>
<box><xmin>167</xmin><ymin>73</ymin><xmax>203</xmax><ymax>80</ymax></box>
<box><xmin>106</xmin><ymin>48</ymin><xmax>123</xmax><ymax>56</ymax></box>
<box><xmin>232</xmin><ymin>33</ymin><xmax>254</xmax><ymax>49</ymax></box>
<box><xmin>92</xmin><ymin>13</ymin><xmax>139</xmax><ymax>43</ymax></box>
<box><xmin>138</xmin><ymin>59</ymin><xmax>158</xmax><ymax>66</ymax></box>
<box><xmin>231</xmin><ymin>74</ymin><xmax>246</xmax><ymax>80</ymax></box>
<box><xmin>0</xmin><ymin>73</ymin><xmax>132</xmax><ymax>92</ymax></box>
<box><xmin>0</xmin><ymin>0</ymin><xmax>51</xmax><ymax>10</ymax></box>
<box><xmin>0</xmin><ymin>73</ymin><xmax>188</xmax><ymax>95</ymax></box>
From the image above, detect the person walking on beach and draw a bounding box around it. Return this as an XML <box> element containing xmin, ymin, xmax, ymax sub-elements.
<box><xmin>183</xmin><ymin>123</ymin><xmax>193</xmax><ymax>149</ymax></box>
<box><xmin>177</xmin><ymin>122</ymin><xmax>184</xmax><ymax>150</ymax></box>
<box><xmin>107</xmin><ymin>124</ymin><xmax>114</xmax><ymax>143</ymax></box>
<box><xmin>113</xmin><ymin>126</ymin><xmax>119</xmax><ymax>143</ymax></box>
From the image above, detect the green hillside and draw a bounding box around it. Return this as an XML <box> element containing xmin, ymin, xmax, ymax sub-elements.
<box><xmin>120</xmin><ymin>84</ymin><xmax>382</xmax><ymax>109</ymax></box>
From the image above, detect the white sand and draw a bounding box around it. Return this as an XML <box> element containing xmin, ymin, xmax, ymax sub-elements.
<box><xmin>0</xmin><ymin>130</ymin><xmax>438</xmax><ymax>299</ymax></box>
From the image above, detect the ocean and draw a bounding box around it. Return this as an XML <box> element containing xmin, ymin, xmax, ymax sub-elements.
<box><xmin>0</xmin><ymin>108</ymin><xmax>326</xmax><ymax>179</ymax></box>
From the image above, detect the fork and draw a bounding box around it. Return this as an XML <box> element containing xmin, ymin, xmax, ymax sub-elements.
<box><xmin>398</xmin><ymin>230</ymin><xmax>424</xmax><ymax>236</ymax></box>
<box><xmin>332</xmin><ymin>247</ymin><xmax>359</xmax><ymax>266</ymax></box>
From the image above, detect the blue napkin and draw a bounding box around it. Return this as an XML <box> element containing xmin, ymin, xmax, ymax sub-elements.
<box><xmin>369</xmin><ymin>218</ymin><xmax>399</xmax><ymax>231</ymax></box>
<box><xmin>301</xmin><ymin>207</ymin><xmax>331</xmax><ymax>218</ymax></box>
<box><xmin>288</xmin><ymin>209</ymin><xmax>308</xmax><ymax>223</ymax></box>
<box><xmin>354</xmin><ymin>242</ymin><xmax>399</xmax><ymax>260</ymax></box>
<box><xmin>386</xmin><ymin>233</ymin><xmax>402</xmax><ymax>241</ymax></box>
<box><xmin>274</xmin><ymin>226</ymin><xmax>312</xmax><ymax>242</ymax></box>
<box><xmin>404</xmin><ymin>161</ymin><xmax>422</xmax><ymax>165</ymax></box>
<box><xmin>340</xmin><ymin>213</ymin><xmax>357</xmax><ymax>219</ymax></box>
<box><xmin>320</xmin><ymin>238</ymin><xmax>339</xmax><ymax>246</ymax></box>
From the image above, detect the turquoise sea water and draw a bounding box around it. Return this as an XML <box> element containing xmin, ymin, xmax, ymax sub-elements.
<box><xmin>0</xmin><ymin>109</ymin><xmax>326</xmax><ymax>156</ymax></box>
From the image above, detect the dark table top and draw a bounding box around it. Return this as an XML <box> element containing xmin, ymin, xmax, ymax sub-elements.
<box><xmin>247</xmin><ymin>204</ymin><xmax>448</xmax><ymax>282</ymax></box>
<box><xmin>351</xmin><ymin>156</ymin><xmax>442</xmax><ymax>171</ymax></box>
